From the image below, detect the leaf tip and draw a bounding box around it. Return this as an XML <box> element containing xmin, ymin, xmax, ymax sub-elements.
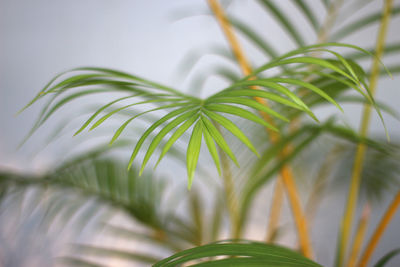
<box><xmin>216</xmin><ymin>166</ymin><xmax>222</xmax><ymax>176</ymax></box>
<box><xmin>139</xmin><ymin>166</ymin><xmax>145</xmax><ymax>176</ymax></box>
<box><xmin>187</xmin><ymin>179</ymin><xmax>193</xmax><ymax>190</ymax></box>
<box><xmin>127</xmin><ymin>162</ymin><xmax>133</xmax><ymax>171</ymax></box>
<box><xmin>233</xmin><ymin>159</ymin><xmax>240</xmax><ymax>168</ymax></box>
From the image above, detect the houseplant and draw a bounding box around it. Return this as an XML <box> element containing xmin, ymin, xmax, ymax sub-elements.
<box><xmin>1</xmin><ymin>0</ymin><xmax>400</xmax><ymax>266</ymax></box>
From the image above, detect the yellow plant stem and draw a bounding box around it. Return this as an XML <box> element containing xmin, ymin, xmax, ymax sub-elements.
<box><xmin>280</xmin><ymin>164</ymin><xmax>314</xmax><ymax>258</ymax></box>
<box><xmin>219</xmin><ymin>141</ymin><xmax>240</xmax><ymax>238</ymax></box>
<box><xmin>207</xmin><ymin>0</ymin><xmax>313</xmax><ymax>258</ymax></box>
<box><xmin>266</xmin><ymin>177</ymin><xmax>285</xmax><ymax>242</ymax></box>
<box><xmin>358</xmin><ymin>191</ymin><xmax>400</xmax><ymax>267</ymax></box>
<box><xmin>267</xmin><ymin>0</ymin><xmax>344</xmax><ymax>247</ymax></box>
<box><xmin>212</xmin><ymin>122</ymin><xmax>240</xmax><ymax>238</ymax></box>
<box><xmin>346</xmin><ymin>204</ymin><xmax>371</xmax><ymax>267</ymax></box>
<box><xmin>338</xmin><ymin>143</ymin><xmax>366</xmax><ymax>266</ymax></box>
<box><xmin>317</xmin><ymin>0</ymin><xmax>344</xmax><ymax>43</ymax></box>
<box><xmin>338</xmin><ymin>0</ymin><xmax>393</xmax><ymax>266</ymax></box>
<box><xmin>266</xmin><ymin>0</ymin><xmax>343</xmax><ymax>252</ymax></box>
<box><xmin>265</xmin><ymin>139</ymin><xmax>293</xmax><ymax>244</ymax></box>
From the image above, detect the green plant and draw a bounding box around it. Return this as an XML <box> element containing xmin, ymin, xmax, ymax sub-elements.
<box><xmin>2</xmin><ymin>0</ymin><xmax>400</xmax><ymax>266</ymax></box>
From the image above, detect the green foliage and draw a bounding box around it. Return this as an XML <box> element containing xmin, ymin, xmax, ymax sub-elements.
<box><xmin>154</xmin><ymin>240</ymin><xmax>322</xmax><ymax>267</ymax></box>
<box><xmin>2</xmin><ymin>0</ymin><xmax>400</xmax><ymax>266</ymax></box>
<box><xmin>373</xmin><ymin>248</ymin><xmax>400</xmax><ymax>267</ymax></box>
<box><xmin>20</xmin><ymin>43</ymin><xmax>383</xmax><ymax>188</ymax></box>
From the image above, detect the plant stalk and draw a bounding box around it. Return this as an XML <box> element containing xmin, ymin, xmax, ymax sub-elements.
<box><xmin>269</xmin><ymin>0</ymin><xmax>344</xmax><ymax>249</ymax></box>
<box><xmin>219</xmin><ymin>144</ymin><xmax>241</xmax><ymax>239</ymax></box>
<box><xmin>207</xmin><ymin>0</ymin><xmax>313</xmax><ymax>258</ymax></box>
<box><xmin>358</xmin><ymin>191</ymin><xmax>400</xmax><ymax>267</ymax></box>
<box><xmin>317</xmin><ymin>0</ymin><xmax>344</xmax><ymax>43</ymax></box>
<box><xmin>346</xmin><ymin>204</ymin><xmax>371</xmax><ymax>267</ymax></box>
<box><xmin>213</xmin><ymin>122</ymin><xmax>240</xmax><ymax>239</ymax></box>
<box><xmin>265</xmin><ymin>177</ymin><xmax>285</xmax><ymax>242</ymax></box>
<box><xmin>337</xmin><ymin>0</ymin><xmax>393</xmax><ymax>266</ymax></box>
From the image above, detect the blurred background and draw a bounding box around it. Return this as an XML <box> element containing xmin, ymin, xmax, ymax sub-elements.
<box><xmin>1</xmin><ymin>0</ymin><xmax>400</xmax><ymax>266</ymax></box>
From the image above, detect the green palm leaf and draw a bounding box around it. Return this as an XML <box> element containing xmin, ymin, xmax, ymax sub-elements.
<box><xmin>258</xmin><ymin>0</ymin><xmax>306</xmax><ymax>47</ymax></box>
<box><xmin>238</xmin><ymin>120</ymin><xmax>392</xmax><ymax>232</ymax></box>
<box><xmin>203</xmin><ymin>110</ymin><xmax>259</xmax><ymax>156</ymax></box>
<box><xmin>201</xmin><ymin>115</ymin><xmax>239</xmax><ymax>166</ymax></box>
<box><xmin>373</xmin><ymin>248</ymin><xmax>400</xmax><ymax>267</ymax></box>
<box><xmin>187</xmin><ymin>120</ymin><xmax>203</xmax><ymax>188</ymax></box>
<box><xmin>331</xmin><ymin>6</ymin><xmax>400</xmax><ymax>41</ymax></box>
<box><xmin>154</xmin><ymin>240</ymin><xmax>322</xmax><ymax>267</ymax></box>
<box><xmin>293</xmin><ymin>0</ymin><xmax>319</xmax><ymax>32</ymax></box>
<box><xmin>229</xmin><ymin>16</ymin><xmax>278</xmax><ymax>59</ymax></box>
<box><xmin>21</xmin><ymin>43</ymin><xmax>381</xmax><ymax>187</ymax></box>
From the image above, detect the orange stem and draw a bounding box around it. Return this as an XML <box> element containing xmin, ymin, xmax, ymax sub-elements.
<box><xmin>346</xmin><ymin>204</ymin><xmax>371</xmax><ymax>267</ymax></box>
<box><xmin>266</xmin><ymin>178</ymin><xmax>285</xmax><ymax>242</ymax></box>
<box><xmin>338</xmin><ymin>0</ymin><xmax>393</xmax><ymax>265</ymax></box>
<box><xmin>358</xmin><ymin>191</ymin><xmax>400</xmax><ymax>267</ymax></box>
<box><xmin>207</xmin><ymin>0</ymin><xmax>313</xmax><ymax>258</ymax></box>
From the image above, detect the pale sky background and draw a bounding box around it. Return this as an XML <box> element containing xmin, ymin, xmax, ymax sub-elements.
<box><xmin>1</xmin><ymin>0</ymin><xmax>400</xmax><ymax>266</ymax></box>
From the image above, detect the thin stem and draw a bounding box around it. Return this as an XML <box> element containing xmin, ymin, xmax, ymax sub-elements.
<box><xmin>317</xmin><ymin>0</ymin><xmax>344</xmax><ymax>43</ymax></box>
<box><xmin>268</xmin><ymin>0</ymin><xmax>344</xmax><ymax>249</ymax></box>
<box><xmin>337</xmin><ymin>0</ymin><xmax>393</xmax><ymax>266</ymax></box>
<box><xmin>215</xmin><ymin>123</ymin><xmax>240</xmax><ymax>239</ymax></box>
<box><xmin>207</xmin><ymin>0</ymin><xmax>252</xmax><ymax>76</ymax></box>
<box><xmin>189</xmin><ymin>191</ymin><xmax>204</xmax><ymax>245</ymax></box>
<box><xmin>346</xmin><ymin>204</ymin><xmax>371</xmax><ymax>267</ymax></box>
<box><xmin>207</xmin><ymin>0</ymin><xmax>313</xmax><ymax>258</ymax></box>
<box><xmin>278</xmin><ymin>0</ymin><xmax>344</xmax><ymax>242</ymax></box>
<box><xmin>220</xmin><ymin>145</ymin><xmax>240</xmax><ymax>239</ymax></box>
<box><xmin>280</xmin><ymin>164</ymin><xmax>313</xmax><ymax>258</ymax></box>
<box><xmin>358</xmin><ymin>191</ymin><xmax>400</xmax><ymax>267</ymax></box>
<box><xmin>266</xmin><ymin>178</ymin><xmax>285</xmax><ymax>242</ymax></box>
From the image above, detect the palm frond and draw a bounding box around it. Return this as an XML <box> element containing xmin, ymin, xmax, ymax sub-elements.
<box><xmin>330</xmin><ymin>6</ymin><xmax>400</xmax><ymax>41</ymax></box>
<box><xmin>238</xmin><ymin>120</ymin><xmax>392</xmax><ymax>231</ymax></box>
<box><xmin>21</xmin><ymin>43</ymin><xmax>382</xmax><ymax>186</ymax></box>
<box><xmin>292</xmin><ymin>0</ymin><xmax>319</xmax><ymax>32</ymax></box>
<box><xmin>0</xmin><ymin>151</ymin><xmax>217</xmax><ymax>265</ymax></box>
<box><xmin>333</xmin><ymin>141</ymin><xmax>400</xmax><ymax>203</ymax></box>
<box><xmin>257</xmin><ymin>0</ymin><xmax>307</xmax><ymax>47</ymax></box>
<box><xmin>0</xmin><ymin>150</ymin><xmax>201</xmax><ymax>244</ymax></box>
<box><xmin>154</xmin><ymin>240</ymin><xmax>322</xmax><ymax>267</ymax></box>
<box><xmin>229</xmin><ymin>15</ymin><xmax>279</xmax><ymax>59</ymax></box>
<box><xmin>373</xmin><ymin>248</ymin><xmax>400</xmax><ymax>267</ymax></box>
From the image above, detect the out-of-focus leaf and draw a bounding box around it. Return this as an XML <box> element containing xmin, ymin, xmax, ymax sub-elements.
<box><xmin>293</xmin><ymin>0</ymin><xmax>319</xmax><ymax>31</ymax></box>
<box><xmin>154</xmin><ymin>240</ymin><xmax>322</xmax><ymax>267</ymax></box>
<box><xmin>373</xmin><ymin>248</ymin><xmax>400</xmax><ymax>267</ymax></box>
<box><xmin>331</xmin><ymin>6</ymin><xmax>400</xmax><ymax>40</ymax></box>
<box><xmin>258</xmin><ymin>0</ymin><xmax>306</xmax><ymax>47</ymax></box>
<box><xmin>229</xmin><ymin>16</ymin><xmax>278</xmax><ymax>58</ymax></box>
<box><xmin>238</xmin><ymin>120</ymin><xmax>392</xmax><ymax>232</ymax></box>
